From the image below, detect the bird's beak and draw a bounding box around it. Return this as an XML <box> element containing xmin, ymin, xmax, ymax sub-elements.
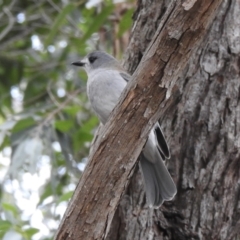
<box><xmin>71</xmin><ymin>60</ymin><xmax>85</xmax><ymax>67</ymax></box>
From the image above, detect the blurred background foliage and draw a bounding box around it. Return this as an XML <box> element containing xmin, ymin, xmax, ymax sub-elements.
<box><xmin>0</xmin><ymin>0</ymin><xmax>135</xmax><ymax>239</ymax></box>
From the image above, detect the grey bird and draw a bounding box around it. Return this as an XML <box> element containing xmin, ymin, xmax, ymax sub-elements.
<box><xmin>72</xmin><ymin>51</ymin><xmax>177</xmax><ymax>207</ymax></box>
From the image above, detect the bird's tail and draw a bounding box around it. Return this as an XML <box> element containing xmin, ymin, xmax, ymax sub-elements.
<box><xmin>139</xmin><ymin>153</ymin><xmax>176</xmax><ymax>207</ymax></box>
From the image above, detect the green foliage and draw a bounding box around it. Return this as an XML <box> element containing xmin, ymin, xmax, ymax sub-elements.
<box><xmin>12</xmin><ymin>118</ymin><xmax>36</xmax><ymax>133</ymax></box>
<box><xmin>0</xmin><ymin>221</ymin><xmax>11</xmax><ymax>238</ymax></box>
<box><xmin>44</xmin><ymin>3</ymin><xmax>76</xmax><ymax>47</ymax></box>
<box><xmin>57</xmin><ymin>191</ymin><xmax>74</xmax><ymax>205</ymax></box>
<box><xmin>80</xmin><ymin>5</ymin><xmax>114</xmax><ymax>43</ymax></box>
<box><xmin>0</xmin><ymin>0</ymin><xmax>134</xmax><ymax>239</ymax></box>
<box><xmin>2</xmin><ymin>203</ymin><xmax>19</xmax><ymax>217</ymax></box>
<box><xmin>0</xmin><ymin>202</ymin><xmax>39</xmax><ymax>240</ymax></box>
<box><xmin>22</xmin><ymin>228</ymin><xmax>40</xmax><ymax>240</ymax></box>
<box><xmin>118</xmin><ymin>8</ymin><xmax>135</xmax><ymax>37</ymax></box>
<box><xmin>55</xmin><ymin>120</ymin><xmax>74</xmax><ymax>132</ymax></box>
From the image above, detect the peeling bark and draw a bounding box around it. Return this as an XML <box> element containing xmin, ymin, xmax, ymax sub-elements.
<box><xmin>107</xmin><ymin>0</ymin><xmax>240</xmax><ymax>239</ymax></box>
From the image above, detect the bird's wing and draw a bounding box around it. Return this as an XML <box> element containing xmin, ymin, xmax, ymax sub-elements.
<box><xmin>120</xmin><ymin>72</ymin><xmax>131</xmax><ymax>82</ymax></box>
<box><xmin>154</xmin><ymin>122</ymin><xmax>170</xmax><ymax>160</ymax></box>
<box><xmin>120</xmin><ymin>71</ymin><xmax>170</xmax><ymax>159</ymax></box>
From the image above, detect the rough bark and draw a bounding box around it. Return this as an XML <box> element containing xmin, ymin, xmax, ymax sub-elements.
<box><xmin>107</xmin><ymin>0</ymin><xmax>240</xmax><ymax>239</ymax></box>
<box><xmin>55</xmin><ymin>1</ymin><xmax>223</xmax><ymax>239</ymax></box>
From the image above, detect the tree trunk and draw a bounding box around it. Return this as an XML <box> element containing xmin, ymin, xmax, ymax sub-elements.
<box><xmin>55</xmin><ymin>1</ymin><xmax>222</xmax><ymax>239</ymax></box>
<box><xmin>107</xmin><ymin>0</ymin><xmax>240</xmax><ymax>239</ymax></box>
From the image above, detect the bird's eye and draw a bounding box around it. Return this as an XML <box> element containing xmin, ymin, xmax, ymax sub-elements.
<box><xmin>89</xmin><ymin>56</ymin><xmax>97</xmax><ymax>63</ymax></box>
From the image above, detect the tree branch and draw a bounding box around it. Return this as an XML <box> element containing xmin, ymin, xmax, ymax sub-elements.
<box><xmin>55</xmin><ymin>1</ymin><xmax>223</xmax><ymax>239</ymax></box>
<box><xmin>0</xmin><ymin>3</ymin><xmax>16</xmax><ymax>41</ymax></box>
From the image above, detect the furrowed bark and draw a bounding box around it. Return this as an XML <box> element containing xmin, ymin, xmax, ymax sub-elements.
<box><xmin>108</xmin><ymin>0</ymin><xmax>240</xmax><ymax>239</ymax></box>
<box><xmin>55</xmin><ymin>1</ymin><xmax>222</xmax><ymax>239</ymax></box>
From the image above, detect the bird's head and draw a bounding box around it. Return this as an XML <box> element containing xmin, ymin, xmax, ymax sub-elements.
<box><xmin>72</xmin><ymin>51</ymin><xmax>121</xmax><ymax>75</ymax></box>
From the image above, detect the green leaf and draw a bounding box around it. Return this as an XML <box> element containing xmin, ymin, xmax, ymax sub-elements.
<box><xmin>0</xmin><ymin>119</ymin><xmax>16</xmax><ymax>147</ymax></box>
<box><xmin>12</xmin><ymin>117</ymin><xmax>36</xmax><ymax>133</ymax></box>
<box><xmin>24</xmin><ymin>228</ymin><xmax>39</xmax><ymax>238</ymax></box>
<box><xmin>0</xmin><ymin>220</ymin><xmax>11</xmax><ymax>233</ymax></box>
<box><xmin>81</xmin><ymin>5</ymin><xmax>114</xmax><ymax>42</ymax></box>
<box><xmin>80</xmin><ymin>116</ymin><xmax>99</xmax><ymax>132</ymax></box>
<box><xmin>57</xmin><ymin>191</ymin><xmax>73</xmax><ymax>204</ymax></box>
<box><xmin>118</xmin><ymin>8</ymin><xmax>134</xmax><ymax>37</ymax></box>
<box><xmin>55</xmin><ymin>120</ymin><xmax>73</xmax><ymax>132</ymax></box>
<box><xmin>38</xmin><ymin>183</ymin><xmax>53</xmax><ymax>206</ymax></box>
<box><xmin>72</xmin><ymin>116</ymin><xmax>98</xmax><ymax>151</ymax></box>
<box><xmin>73</xmin><ymin>130</ymin><xmax>93</xmax><ymax>152</ymax></box>
<box><xmin>63</xmin><ymin>105</ymin><xmax>81</xmax><ymax>116</ymax></box>
<box><xmin>78</xmin><ymin>131</ymin><xmax>93</xmax><ymax>142</ymax></box>
<box><xmin>2</xmin><ymin>203</ymin><xmax>18</xmax><ymax>217</ymax></box>
<box><xmin>44</xmin><ymin>4</ymin><xmax>75</xmax><ymax>47</ymax></box>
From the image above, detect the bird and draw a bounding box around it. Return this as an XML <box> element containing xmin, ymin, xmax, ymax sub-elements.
<box><xmin>72</xmin><ymin>51</ymin><xmax>177</xmax><ymax>207</ymax></box>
